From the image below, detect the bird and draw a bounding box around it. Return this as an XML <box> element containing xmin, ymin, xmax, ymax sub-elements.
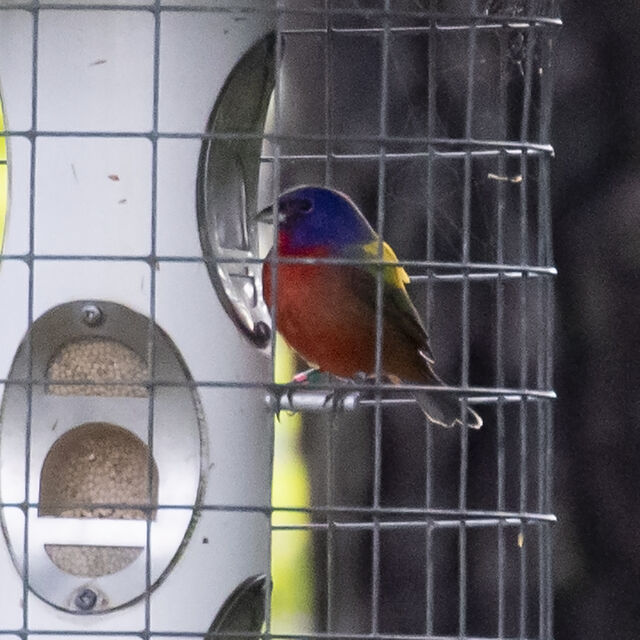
<box><xmin>258</xmin><ymin>185</ymin><xmax>482</xmax><ymax>429</ymax></box>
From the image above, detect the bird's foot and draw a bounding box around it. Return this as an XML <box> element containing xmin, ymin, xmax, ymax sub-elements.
<box><xmin>321</xmin><ymin>381</ymin><xmax>361</xmax><ymax>412</ymax></box>
<box><xmin>270</xmin><ymin>368</ymin><xmax>332</xmax><ymax>417</ymax></box>
<box><xmin>285</xmin><ymin>367</ymin><xmax>324</xmax><ymax>410</ymax></box>
<box><xmin>270</xmin><ymin>370</ymin><xmax>360</xmax><ymax>416</ymax></box>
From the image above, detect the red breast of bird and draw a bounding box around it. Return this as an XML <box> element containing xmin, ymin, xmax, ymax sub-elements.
<box><xmin>262</xmin><ymin>243</ymin><xmax>433</xmax><ymax>383</ymax></box>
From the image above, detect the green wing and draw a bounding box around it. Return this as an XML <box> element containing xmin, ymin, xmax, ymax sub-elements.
<box><xmin>340</xmin><ymin>241</ymin><xmax>434</xmax><ymax>362</ymax></box>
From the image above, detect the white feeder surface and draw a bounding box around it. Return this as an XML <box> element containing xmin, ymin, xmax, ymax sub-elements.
<box><xmin>0</xmin><ymin>0</ymin><xmax>275</xmax><ymax>632</ymax></box>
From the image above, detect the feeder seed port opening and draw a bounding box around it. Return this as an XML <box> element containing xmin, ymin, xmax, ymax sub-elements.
<box><xmin>0</xmin><ymin>301</ymin><xmax>207</xmax><ymax>614</ymax></box>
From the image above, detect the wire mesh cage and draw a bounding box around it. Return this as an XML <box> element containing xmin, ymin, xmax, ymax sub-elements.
<box><xmin>0</xmin><ymin>2</ymin><xmax>560</xmax><ymax>640</ymax></box>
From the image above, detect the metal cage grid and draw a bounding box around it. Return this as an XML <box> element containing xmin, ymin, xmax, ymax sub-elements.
<box><xmin>0</xmin><ymin>2</ymin><xmax>559</xmax><ymax>640</ymax></box>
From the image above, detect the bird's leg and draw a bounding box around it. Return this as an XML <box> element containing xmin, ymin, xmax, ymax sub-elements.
<box><xmin>291</xmin><ymin>367</ymin><xmax>323</xmax><ymax>384</ymax></box>
<box><xmin>322</xmin><ymin>381</ymin><xmax>343</xmax><ymax>425</ymax></box>
<box><xmin>284</xmin><ymin>367</ymin><xmax>324</xmax><ymax>410</ymax></box>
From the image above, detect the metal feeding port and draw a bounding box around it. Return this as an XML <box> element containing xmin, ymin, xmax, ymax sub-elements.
<box><xmin>0</xmin><ymin>301</ymin><xmax>205</xmax><ymax>613</ymax></box>
<box><xmin>197</xmin><ymin>32</ymin><xmax>277</xmax><ymax>350</ymax></box>
<box><xmin>40</xmin><ymin>423</ymin><xmax>159</xmax><ymax>578</ymax></box>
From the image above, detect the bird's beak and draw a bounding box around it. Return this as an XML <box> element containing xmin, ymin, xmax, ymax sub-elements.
<box><xmin>254</xmin><ymin>203</ymin><xmax>284</xmax><ymax>224</ymax></box>
<box><xmin>254</xmin><ymin>204</ymin><xmax>274</xmax><ymax>223</ymax></box>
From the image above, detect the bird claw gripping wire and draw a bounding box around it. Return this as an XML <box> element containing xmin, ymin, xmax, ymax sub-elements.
<box><xmin>320</xmin><ymin>371</ymin><xmax>367</xmax><ymax>410</ymax></box>
<box><xmin>320</xmin><ymin>381</ymin><xmax>364</xmax><ymax>422</ymax></box>
<box><xmin>267</xmin><ymin>369</ymin><xmax>361</xmax><ymax>417</ymax></box>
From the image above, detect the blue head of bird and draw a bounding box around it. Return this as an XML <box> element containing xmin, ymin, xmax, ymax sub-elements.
<box><xmin>266</xmin><ymin>186</ymin><xmax>376</xmax><ymax>253</ymax></box>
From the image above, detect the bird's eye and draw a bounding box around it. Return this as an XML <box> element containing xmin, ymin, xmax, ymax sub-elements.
<box><xmin>298</xmin><ymin>198</ymin><xmax>313</xmax><ymax>213</ymax></box>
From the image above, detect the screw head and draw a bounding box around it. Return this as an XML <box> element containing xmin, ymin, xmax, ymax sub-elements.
<box><xmin>81</xmin><ymin>303</ymin><xmax>104</xmax><ymax>327</ymax></box>
<box><xmin>74</xmin><ymin>587</ymin><xmax>98</xmax><ymax>611</ymax></box>
<box><xmin>253</xmin><ymin>321</ymin><xmax>271</xmax><ymax>345</ymax></box>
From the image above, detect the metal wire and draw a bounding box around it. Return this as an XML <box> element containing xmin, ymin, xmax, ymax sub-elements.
<box><xmin>0</xmin><ymin>1</ymin><xmax>559</xmax><ymax>639</ymax></box>
<box><xmin>144</xmin><ymin>0</ymin><xmax>162</xmax><ymax>634</ymax></box>
<box><xmin>22</xmin><ymin>5</ymin><xmax>39</xmax><ymax>635</ymax></box>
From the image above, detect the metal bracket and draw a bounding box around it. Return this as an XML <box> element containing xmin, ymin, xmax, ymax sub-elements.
<box><xmin>208</xmin><ymin>574</ymin><xmax>267</xmax><ymax>638</ymax></box>
<box><xmin>197</xmin><ymin>32</ymin><xmax>279</xmax><ymax>349</ymax></box>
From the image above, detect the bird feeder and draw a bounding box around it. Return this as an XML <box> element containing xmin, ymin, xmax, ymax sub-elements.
<box><xmin>0</xmin><ymin>1</ymin><xmax>275</xmax><ymax>632</ymax></box>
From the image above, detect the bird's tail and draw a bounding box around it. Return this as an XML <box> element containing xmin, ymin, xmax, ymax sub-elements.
<box><xmin>413</xmin><ymin>389</ymin><xmax>482</xmax><ymax>429</ymax></box>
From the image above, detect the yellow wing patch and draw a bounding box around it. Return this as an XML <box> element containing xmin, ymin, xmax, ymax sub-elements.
<box><xmin>363</xmin><ymin>239</ymin><xmax>410</xmax><ymax>291</ymax></box>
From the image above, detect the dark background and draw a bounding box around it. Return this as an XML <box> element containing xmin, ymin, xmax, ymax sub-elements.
<box><xmin>553</xmin><ymin>1</ymin><xmax>640</xmax><ymax>638</ymax></box>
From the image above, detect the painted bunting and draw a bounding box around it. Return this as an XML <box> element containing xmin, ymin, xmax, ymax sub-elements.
<box><xmin>260</xmin><ymin>185</ymin><xmax>482</xmax><ymax>429</ymax></box>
